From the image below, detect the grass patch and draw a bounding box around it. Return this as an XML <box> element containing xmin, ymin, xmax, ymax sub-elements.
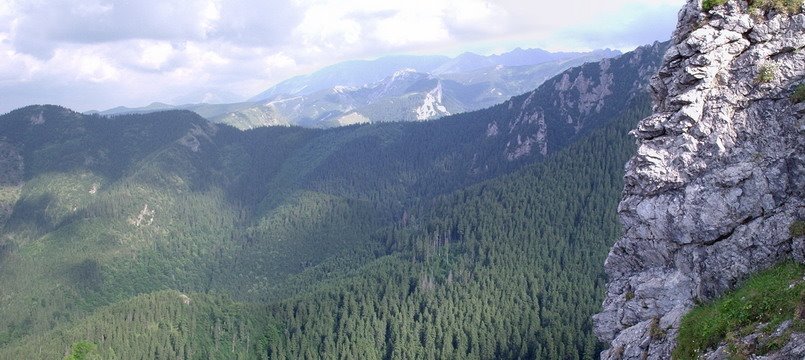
<box><xmin>673</xmin><ymin>261</ymin><xmax>805</xmax><ymax>359</ymax></box>
<box><xmin>750</xmin><ymin>0</ymin><xmax>804</xmax><ymax>13</ymax></box>
<box><xmin>703</xmin><ymin>0</ymin><xmax>728</xmax><ymax>12</ymax></box>
<box><xmin>792</xmin><ymin>84</ymin><xmax>805</xmax><ymax>104</ymax></box>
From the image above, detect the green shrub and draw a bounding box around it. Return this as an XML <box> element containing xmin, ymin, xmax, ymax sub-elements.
<box><xmin>673</xmin><ymin>262</ymin><xmax>805</xmax><ymax>359</ymax></box>
<box><xmin>703</xmin><ymin>0</ymin><xmax>729</xmax><ymax>12</ymax></box>
<box><xmin>791</xmin><ymin>84</ymin><xmax>805</xmax><ymax>104</ymax></box>
<box><xmin>750</xmin><ymin>0</ymin><xmax>804</xmax><ymax>13</ymax></box>
<box><xmin>755</xmin><ymin>64</ymin><xmax>776</xmax><ymax>83</ymax></box>
<box><xmin>791</xmin><ymin>220</ymin><xmax>805</xmax><ymax>237</ymax></box>
<box><xmin>626</xmin><ymin>290</ymin><xmax>635</xmax><ymax>301</ymax></box>
<box><xmin>757</xmin><ymin>332</ymin><xmax>789</xmax><ymax>355</ymax></box>
<box><xmin>64</xmin><ymin>341</ymin><xmax>99</xmax><ymax>360</ymax></box>
<box><xmin>649</xmin><ymin>317</ymin><xmax>666</xmax><ymax>340</ymax></box>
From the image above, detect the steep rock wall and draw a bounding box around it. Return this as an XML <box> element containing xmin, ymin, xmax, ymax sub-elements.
<box><xmin>495</xmin><ymin>42</ymin><xmax>667</xmax><ymax>163</ymax></box>
<box><xmin>593</xmin><ymin>1</ymin><xmax>804</xmax><ymax>359</ymax></box>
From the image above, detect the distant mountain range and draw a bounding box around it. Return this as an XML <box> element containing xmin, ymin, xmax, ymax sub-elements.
<box><xmin>91</xmin><ymin>48</ymin><xmax>621</xmax><ymax>128</ymax></box>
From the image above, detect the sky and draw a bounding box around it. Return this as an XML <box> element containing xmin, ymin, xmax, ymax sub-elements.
<box><xmin>0</xmin><ymin>0</ymin><xmax>685</xmax><ymax>113</ymax></box>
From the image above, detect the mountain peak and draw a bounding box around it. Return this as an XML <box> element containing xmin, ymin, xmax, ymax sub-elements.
<box><xmin>391</xmin><ymin>68</ymin><xmax>419</xmax><ymax>78</ymax></box>
<box><xmin>331</xmin><ymin>85</ymin><xmax>355</xmax><ymax>94</ymax></box>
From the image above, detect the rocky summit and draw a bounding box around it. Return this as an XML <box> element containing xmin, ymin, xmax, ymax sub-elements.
<box><xmin>593</xmin><ymin>0</ymin><xmax>804</xmax><ymax>359</ymax></box>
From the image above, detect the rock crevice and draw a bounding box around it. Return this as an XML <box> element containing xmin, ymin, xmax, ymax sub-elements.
<box><xmin>593</xmin><ymin>1</ymin><xmax>804</xmax><ymax>359</ymax></box>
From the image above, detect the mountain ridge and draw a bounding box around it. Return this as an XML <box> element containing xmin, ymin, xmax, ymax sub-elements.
<box><xmin>91</xmin><ymin>48</ymin><xmax>622</xmax><ymax>129</ymax></box>
<box><xmin>252</xmin><ymin>48</ymin><xmax>621</xmax><ymax>101</ymax></box>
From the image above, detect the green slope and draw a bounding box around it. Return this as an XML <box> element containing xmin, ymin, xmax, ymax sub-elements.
<box><xmin>254</xmin><ymin>99</ymin><xmax>649</xmax><ymax>359</ymax></box>
<box><xmin>674</xmin><ymin>261</ymin><xmax>805</xmax><ymax>359</ymax></box>
<box><xmin>0</xmin><ymin>290</ymin><xmax>278</xmax><ymax>359</ymax></box>
<box><xmin>0</xmin><ymin>104</ymin><xmax>530</xmax><ymax>348</ymax></box>
<box><xmin>0</xmin><ymin>43</ymin><xmax>664</xmax><ymax>358</ymax></box>
<box><xmin>0</xmin><ymin>96</ymin><xmax>649</xmax><ymax>358</ymax></box>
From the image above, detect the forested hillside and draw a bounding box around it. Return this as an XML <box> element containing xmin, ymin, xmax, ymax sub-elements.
<box><xmin>0</xmin><ymin>43</ymin><xmax>663</xmax><ymax>359</ymax></box>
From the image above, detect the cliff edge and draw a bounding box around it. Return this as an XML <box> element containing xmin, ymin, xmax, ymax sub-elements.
<box><xmin>592</xmin><ymin>0</ymin><xmax>804</xmax><ymax>359</ymax></box>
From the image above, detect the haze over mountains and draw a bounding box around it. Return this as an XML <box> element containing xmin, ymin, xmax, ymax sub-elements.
<box><xmin>93</xmin><ymin>47</ymin><xmax>621</xmax><ymax>129</ymax></box>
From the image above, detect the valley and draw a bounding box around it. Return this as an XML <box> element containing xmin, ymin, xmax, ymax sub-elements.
<box><xmin>0</xmin><ymin>43</ymin><xmax>664</xmax><ymax>358</ymax></box>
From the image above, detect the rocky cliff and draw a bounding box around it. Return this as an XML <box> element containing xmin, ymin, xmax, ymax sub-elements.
<box><xmin>593</xmin><ymin>0</ymin><xmax>804</xmax><ymax>359</ymax></box>
<box><xmin>492</xmin><ymin>42</ymin><xmax>666</xmax><ymax>163</ymax></box>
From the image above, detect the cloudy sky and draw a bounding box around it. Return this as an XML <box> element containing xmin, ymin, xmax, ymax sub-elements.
<box><xmin>0</xmin><ymin>0</ymin><xmax>684</xmax><ymax>113</ymax></box>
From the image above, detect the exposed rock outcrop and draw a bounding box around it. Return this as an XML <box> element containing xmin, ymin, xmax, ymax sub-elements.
<box><xmin>593</xmin><ymin>1</ymin><xmax>804</xmax><ymax>359</ymax></box>
<box><xmin>178</xmin><ymin>122</ymin><xmax>217</xmax><ymax>153</ymax></box>
<box><xmin>0</xmin><ymin>140</ymin><xmax>23</xmax><ymax>227</ymax></box>
<box><xmin>501</xmin><ymin>42</ymin><xmax>667</xmax><ymax>162</ymax></box>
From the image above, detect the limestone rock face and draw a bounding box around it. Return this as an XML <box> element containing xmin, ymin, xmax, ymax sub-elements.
<box><xmin>500</xmin><ymin>42</ymin><xmax>667</xmax><ymax>163</ymax></box>
<box><xmin>592</xmin><ymin>1</ymin><xmax>805</xmax><ymax>359</ymax></box>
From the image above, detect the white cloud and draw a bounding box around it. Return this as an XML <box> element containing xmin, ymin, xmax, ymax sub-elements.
<box><xmin>71</xmin><ymin>1</ymin><xmax>113</xmax><ymax>17</ymax></box>
<box><xmin>264</xmin><ymin>53</ymin><xmax>296</xmax><ymax>70</ymax></box>
<box><xmin>201</xmin><ymin>0</ymin><xmax>221</xmax><ymax>34</ymax></box>
<box><xmin>445</xmin><ymin>1</ymin><xmax>508</xmax><ymax>34</ymax></box>
<box><xmin>294</xmin><ymin>4</ymin><xmax>364</xmax><ymax>50</ymax></box>
<box><xmin>0</xmin><ymin>0</ymin><xmax>685</xmax><ymax>113</ymax></box>
<box><xmin>137</xmin><ymin>41</ymin><xmax>175</xmax><ymax>70</ymax></box>
<box><xmin>71</xmin><ymin>53</ymin><xmax>120</xmax><ymax>83</ymax></box>
<box><xmin>373</xmin><ymin>0</ymin><xmax>456</xmax><ymax>47</ymax></box>
<box><xmin>0</xmin><ymin>44</ymin><xmax>39</xmax><ymax>82</ymax></box>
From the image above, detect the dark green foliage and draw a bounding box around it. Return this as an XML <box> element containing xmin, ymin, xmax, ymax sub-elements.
<box><xmin>792</xmin><ymin>84</ymin><xmax>805</xmax><ymax>103</ymax></box>
<box><xmin>69</xmin><ymin>259</ymin><xmax>103</xmax><ymax>291</ymax></box>
<box><xmin>255</xmin><ymin>103</ymin><xmax>648</xmax><ymax>359</ymax></box>
<box><xmin>3</xmin><ymin>291</ymin><xmax>277</xmax><ymax>360</ymax></box>
<box><xmin>790</xmin><ymin>220</ymin><xmax>805</xmax><ymax>237</ymax></box>
<box><xmin>673</xmin><ymin>262</ymin><xmax>805</xmax><ymax>359</ymax></box>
